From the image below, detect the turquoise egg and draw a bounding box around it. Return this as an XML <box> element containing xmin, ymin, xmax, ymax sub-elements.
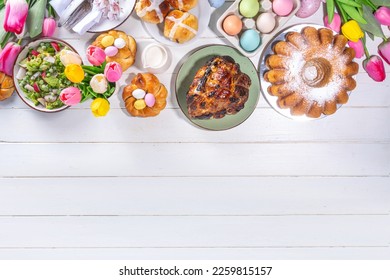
<box><xmin>239</xmin><ymin>29</ymin><xmax>261</xmax><ymax>52</ymax></box>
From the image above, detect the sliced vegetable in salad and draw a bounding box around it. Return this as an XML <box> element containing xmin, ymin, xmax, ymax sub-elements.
<box><xmin>16</xmin><ymin>41</ymin><xmax>78</xmax><ymax>110</ymax></box>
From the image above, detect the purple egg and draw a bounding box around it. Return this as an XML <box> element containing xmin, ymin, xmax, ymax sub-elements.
<box><xmin>105</xmin><ymin>46</ymin><xmax>119</xmax><ymax>57</ymax></box>
<box><xmin>296</xmin><ymin>0</ymin><xmax>322</xmax><ymax>18</ymax></box>
<box><xmin>144</xmin><ymin>93</ymin><xmax>156</xmax><ymax>108</ymax></box>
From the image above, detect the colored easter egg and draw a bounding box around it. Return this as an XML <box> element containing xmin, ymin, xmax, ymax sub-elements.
<box><xmin>105</xmin><ymin>46</ymin><xmax>118</xmax><ymax>57</ymax></box>
<box><xmin>144</xmin><ymin>93</ymin><xmax>156</xmax><ymax>107</ymax></box>
<box><xmin>256</xmin><ymin>12</ymin><xmax>276</xmax><ymax>34</ymax></box>
<box><xmin>240</xmin><ymin>29</ymin><xmax>261</xmax><ymax>52</ymax></box>
<box><xmin>114</xmin><ymin>38</ymin><xmax>126</xmax><ymax>49</ymax></box>
<box><xmin>133</xmin><ymin>89</ymin><xmax>146</xmax><ymax>100</ymax></box>
<box><xmin>134</xmin><ymin>99</ymin><xmax>146</xmax><ymax>110</ymax></box>
<box><xmin>296</xmin><ymin>0</ymin><xmax>321</xmax><ymax>18</ymax></box>
<box><xmin>208</xmin><ymin>0</ymin><xmax>225</xmax><ymax>8</ymax></box>
<box><xmin>223</xmin><ymin>15</ymin><xmax>243</xmax><ymax>36</ymax></box>
<box><xmin>272</xmin><ymin>0</ymin><xmax>294</xmax><ymax>17</ymax></box>
<box><xmin>239</xmin><ymin>0</ymin><xmax>259</xmax><ymax>18</ymax></box>
<box><xmin>101</xmin><ymin>35</ymin><xmax>115</xmax><ymax>48</ymax></box>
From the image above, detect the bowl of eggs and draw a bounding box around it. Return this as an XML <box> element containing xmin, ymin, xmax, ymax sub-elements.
<box><xmin>216</xmin><ymin>0</ymin><xmax>300</xmax><ymax>57</ymax></box>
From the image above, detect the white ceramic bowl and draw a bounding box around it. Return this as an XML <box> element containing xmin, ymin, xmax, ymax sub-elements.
<box><xmin>13</xmin><ymin>38</ymin><xmax>79</xmax><ymax>113</ymax></box>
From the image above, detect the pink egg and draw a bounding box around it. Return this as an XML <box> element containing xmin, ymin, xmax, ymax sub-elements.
<box><xmin>296</xmin><ymin>0</ymin><xmax>322</xmax><ymax>18</ymax></box>
<box><xmin>105</xmin><ymin>46</ymin><xmax>118</xmax><ymax>57</ymax></box>
<box><xmin>144</xmin><ymin>93</ymin><xmax>156</xmax><ymax>107</ymax></box>
<box><xmin>272</xmin><ymin>0</ymin><xmax>294</xmax><ymax>17</ymax></box>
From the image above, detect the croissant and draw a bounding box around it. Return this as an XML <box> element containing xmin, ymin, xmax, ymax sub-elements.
<box><xmin>164</xmin><ymin>10</ymin><xmax>198</xmax><ymax>44</ymax></box>
<box><xmin>92</xmin><ymin>30</ymin><xmax>137</xmax><ymax>71</ymax></box>
<box><xmin>0</xmin><ymin>72</ymin><xmax>14</xmax><ymax>101</ymax></box>
<box><xmin>135</xmin><ymin>0</ymin><xmax>170</xmax><ymax>24</ymax></box>
<box><xmin>167</xmin><ymin>0</ymin><xmax>198</xmax><ymax>11</ymax></box>
<box><xmin>123</xmin><ymin>73</ymin><xmax>168</xmax><ymax>117</ymax></box>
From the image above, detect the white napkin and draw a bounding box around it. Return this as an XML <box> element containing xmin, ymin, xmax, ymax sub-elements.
<box><xmin>72</xmin><ymin>8</ymin><xmax>102</xmax><ymax>35</ymax></box>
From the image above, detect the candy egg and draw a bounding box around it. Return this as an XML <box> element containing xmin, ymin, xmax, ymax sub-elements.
<box><xmin>134</xmin><ymin>99</ymin><xmax>146</xmax><ymax>110</ymax></box>
<box><xmin>256</xmin><ymin>13</ymin><xmax>276</xmax><ymax>34</ymax></box>
<box><xmin>114</xmin><ymin>38</ymin><xmax>126</xmax><ymax>49</ymax></box>
<box><xmin>272</xmin><ymin>0</ymin><xmax>294</xmax><ymax>17</ymax></box>
<box><xmin>208</xmin><ymin>0</ymin><xmax>225</xmax><ymax>8</ymax></box>
<box><xmin>101</xmin><ymin>35</ymin><xmax>115</xmax><ymax>48</ymax></box>
<box><xmin>105</xmin><ymin>46</ymin><xmax>118</xmax><ymax>57</ymax></box>
<box><xmin>144</xmin><ymin>93</ymin><xmax>156</xmax><ymax>107</ymax></box>
<box><xmin>222</xmin><ymin>15</ymin><xmax>243</xmax><ymax>36</ymax></box>
<box><xmin>239</xmin><ymin>0</ymin><xmax>259</xmax><ymax>18</ymax></box>
<box><xmin>296</xmin><ymin>0</ymin><xmax>321</xmax><ymax>18</ymax></box>
<box><xmin>133</xmin><ymin>88</ymin><xmax>146</xmax><ymax>100</ymax></box>
<box><xmin>240</xmin><ymin>29</ymin><xmax>261</xmax><ymax>52</ymax></box>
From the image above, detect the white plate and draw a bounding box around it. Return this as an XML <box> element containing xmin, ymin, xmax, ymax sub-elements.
<box><xmin>88</xmin><ymin>0</ymin><xmax>136</xmax><ymax>33</ymax></box>
<box><xmin>141</xmin><ymin>1</ymin><xmax>211</xmax><ymax>46</ymax></box>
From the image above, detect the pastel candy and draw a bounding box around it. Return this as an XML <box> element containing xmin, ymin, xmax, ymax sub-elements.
<box><xmin>144</xmin><ymin>93</ymin><xmax>156</xmax><ymax>107</ymax></box>
<box><xmin>105</xmin><ymin>46</ymin><xmax>118</xmax><ymax>57</ymax></box>
<box><xmin>101</xmin><ymin>35</ymin><xmax>115</xmax><ymax>48</ymax></box>
<box><xmin>134</xmin><ymin>99</ymin><xmax>146</xmax><ymax>110</ymax></box>
<box><xmin>133</xmin><ymin>89</ymin><xmax>146</xmax><ymax>99</ymax></box>
<box><xmin>114</xmin><ymin>38</ymin><xmax>126</xmax><ymax>49</ymax></box>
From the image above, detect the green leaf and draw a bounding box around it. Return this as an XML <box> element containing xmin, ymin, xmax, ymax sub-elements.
<box><xmin>359</xmin><ymin>4</ymin><xmax>385</xmax><ymax>38</ymax></box>
<box><xmin>26</xmin><ymin>0</ymin><xmax>47</xmax><ymax>38</ymax></box>
<box><xmin>366</xmin><ymin>31</ymin><xmax>375</xmax><ymax>40</ymax></box>
<box><xmin>0</xmin><ymin>8</ymin><xmax>6</xmax><ymax>44</ymax></box>
<box><xmin>340</xmin><ymin>3</ymin><xmax>368</xmax><ymax>24</ymax></box>
<box><xmin>370</xmin><ymin>0</ymin><xmax>390</xmax><ymax>7</ymax></box>
<box><xmin>327</xmin><ymin>0</ymin><xmax>335</xmax><ymax>23</ymax></box>
<box><xmin>336</xmin><ymin>0</ymin><xmax>361</xmax><ymax>8</ymax></box>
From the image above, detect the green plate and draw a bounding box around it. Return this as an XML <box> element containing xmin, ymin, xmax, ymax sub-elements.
<box><xmin>175</xmin><ymin>45</ymin><xmax>260</xmax><ymax>131</ymax></box>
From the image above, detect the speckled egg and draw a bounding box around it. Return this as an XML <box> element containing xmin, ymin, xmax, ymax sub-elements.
<box><xmin>256</xmin><ymin>12</ymin><xmax>276</xmax><ymax>34</ymax></box>
<box><xmin>144</xmin><ymin>93</ymin><xmax>156</xmax><ymax>107</ymax></box>
<box><xmin>134</xmin><ymin>99</ymin><xmax>146</xmax><ymax>110</ymax></box>
<box><xmin>114</xmin><ymin>38</ymin><xmax>126</xmax><ymax>49</ymax></box>
<box><xmin>239</xmin><ymin>29</ymin><xmax>261</xmax><ymax>52</ymax></box>
<box><xmin>272</xmin><ymin>0</ymin><xmax>294</xmax><ymax>17</ymax></box>
<box><xmin>101</xmin><ymin>35</ymin><xmax>115</xmax><ymax>48</ymax></box>
<box><xmin>223</xmin><ymin>15</ymin><xmax>243</xmax><ymax>36</ymax></box>
<box><xmin>133</xmin><ymin>89</ymin><xmax>146</xmax><ymax>100</ymax></box>
<box><xmin>105</xmin><ymin>46</ymin><xmax>118</xmax><ymax>57</ymax></box>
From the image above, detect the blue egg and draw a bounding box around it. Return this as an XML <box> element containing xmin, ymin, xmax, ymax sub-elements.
<box><xmin>208</xmin><ymin>0</ymin><xmax>225</xmax><ymax>9</ymax></box>
<box><xmin>239</xmin><ymin>29</ymin><xmax>261</xmax><ymax>52</ymax></box>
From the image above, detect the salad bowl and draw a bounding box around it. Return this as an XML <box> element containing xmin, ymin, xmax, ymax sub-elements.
<box><xmin>13</xmin><ymin>38</ymin><xmax>80</xmax><ymax>113</ymax></box>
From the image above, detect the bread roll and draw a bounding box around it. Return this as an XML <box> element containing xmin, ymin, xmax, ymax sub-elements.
<box><xmin>135</xmin><ymin>0</ymin><xmax>170</xmax><ymax>24</ymax></box>
<box><xmin>167</xmin><ymin>0</ymin><xmax>198</xmax><ymax>11</ymax></box>
<box><xmin>164</xmin><ymin>10</ymin><xmax>198</xmax><ymax>44</ymax></box>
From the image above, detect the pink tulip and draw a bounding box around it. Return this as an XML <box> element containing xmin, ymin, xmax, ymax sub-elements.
<box><xmin>324</xmin><ymin>13</ymin><xmax>341</xmax><ymax>33</ymax></box>
<box><xmin>3</xmin><ymin>0</ymin><xmax>28</xmax><ymax>34</ymax></box>
<box><xmin>348</xmin><ymin>40</ymin><xmax>364</xmax><ymax>59</ymax></box>
<box><xmin>375</xmin><ymin>6</ymin><xmax>390</xmax><ymax>26</ymax></box>
<box><xmin>378</xmin><ymin>40</ymin><xmax>390</xmax><ymax>64</ymax></box>
<box><xmin>104</xmin><ymin>62</ymin><xmax>122</xmax><ymax>82</ymax></box>
<box><xmin>363</xmin><ymin>55</ymin><xmax>386</xmax><ymax>82</ymax></box>
<box><xmin>42</xmin><ymin>17</ymin><xmax>56</xmax><ymax>37</ymax></box>
<box><xmin>59</xmin><ymin>87</ymin><xmax>82</xmax><ymax>105</ymax></box>
<box><xmin>86</xmin><ymin>45</ymin><xmax>106</xmax><ymax>66</ymax></box>
<box><xmin>0</xmin><ymin>42</ymin><xmax>22</xmax><ymax>76</ymax></box>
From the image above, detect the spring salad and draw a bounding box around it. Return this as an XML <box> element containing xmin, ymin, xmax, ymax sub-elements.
<box><xmin>17</xmin><ymin>42</ymin><xmax>77</xmax><ymax>110</ymax></box>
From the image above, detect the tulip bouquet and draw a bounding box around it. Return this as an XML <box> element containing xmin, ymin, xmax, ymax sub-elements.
<box><xmin>61</xmin><ymin>45</ymin><xmax>123</xmax><ymax>117</ymax></box>
<box><xmin>324</xmin><ymin>0</ymin><xmax>390</xmax><ymax>82</ymax></box>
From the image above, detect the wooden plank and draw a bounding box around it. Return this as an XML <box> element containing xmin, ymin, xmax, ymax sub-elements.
<box><xmin>0</xmin><ymin>108</ymin><xmax>388</xmax><ymax>143</ymax></box>
<box><xmin>1</xmin><ymin>247</ymin><xmax>389</xmax><ymax>260</ymax></box>
<box><xmin>0</xmin><ymin>177</ymin><xmax>389</xmax><ymax>215</ymax></box>
<box><xmin>0</xmin><ymin>216</ymin><xmax>388</xmax><ymax>247</ymax></box>
<box><xmin>0</xmin><ymin>143</ymin><xmax>388</xmax><ymax>177</ymax></box>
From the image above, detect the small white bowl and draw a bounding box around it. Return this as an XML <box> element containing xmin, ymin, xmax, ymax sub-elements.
<box><xmin>13</xmin><ymin>38</ymin><xmax>78</xmax><ymax>113</ymax></box>
<box><xmin>141</xmin><ymin>43</ymin><xmax>171</xmax><ymax>74</ymax></box>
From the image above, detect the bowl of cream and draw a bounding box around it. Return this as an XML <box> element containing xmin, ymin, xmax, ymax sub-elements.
<box><xmin>141</xmin><ymin>43</ymin><xmax>170</xmax><ymax>74</ymax></box>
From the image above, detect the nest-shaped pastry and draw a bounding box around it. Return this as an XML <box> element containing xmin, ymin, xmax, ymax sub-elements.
<box><xmin>167</xmin><ymin>0</ymin><xmax>198</xmax><ymax>11</ymax></box>
<box><xmin>164</xmin><ymin>10</ymin><xmax>198</xmax><ymax>44</ymax></box>
<box><xmin>0</xmin><ymin>72</ymin><xmax>15</xmax><ymax>101</ymax></box>
<box><xmin>135</xmin><ymin>0</ymin><xmax>171</xmax><ymax>24</ymax></box>
<box><xmin>92</xmin><ymin>30</ymin><xmax>137</xmax><ymax>71</ymax></box>
<box><xmin>123</xmin><ymin>73</ymin><xmax>168</xmax><ymax>117</ymax></box>
<box><xmin>264</xmin><ymin>27</ymin><xmax>359</xmax><ymax>118</ymax></box>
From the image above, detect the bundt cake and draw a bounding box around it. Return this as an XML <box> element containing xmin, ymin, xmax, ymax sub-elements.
<box><xmin>264</xmin><ymin>26</ymin><xmax>359</xmax><ymax>118</ymax></box>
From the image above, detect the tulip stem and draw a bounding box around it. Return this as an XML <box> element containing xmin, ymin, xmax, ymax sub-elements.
<box><xmin>0</xmin><ymin>32</ymin><xmax>12</xmax><ymax>49</ymax></box>
<box><xmin>362</xmin><ymin>35</ymin><xmax>370</xmax><ymax>58</ymax></box>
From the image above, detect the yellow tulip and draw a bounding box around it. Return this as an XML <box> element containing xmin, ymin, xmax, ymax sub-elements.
<box><xmin>91</xmin><ymin>98</ymin><xmax>110</xmax><ymax>117</ymax></box>
<box><xmin>341</xmin><ymin>20</ymin><xmax>364</xmax><ymax>42</ymax></box>
<box><xmin>64</xmin><ymin>64</ymin><xmax>84</xmax><ymax>83</ymax></box>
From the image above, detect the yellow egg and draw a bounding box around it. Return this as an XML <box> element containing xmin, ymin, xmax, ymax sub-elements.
<box><xmin>101</xmin><ymin>35</ymin><xmax>115</xmax><ymax>48</ymax></box>
<box><xmin>134</xmin><ymin>99</ymin><xmax>146</xmax><ymax>110</ymax></box>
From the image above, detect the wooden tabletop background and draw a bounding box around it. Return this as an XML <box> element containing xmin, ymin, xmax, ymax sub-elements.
<box><xmin>0</xmin><ymin>1</ymin><xmax>389</xmax><ymax>259</ymax></box>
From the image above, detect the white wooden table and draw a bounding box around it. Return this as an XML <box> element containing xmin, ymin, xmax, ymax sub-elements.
<box><xmin>0</xmin><ymin>1</ymin><xmax>389</xmax><ymax>260</ymax></box>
